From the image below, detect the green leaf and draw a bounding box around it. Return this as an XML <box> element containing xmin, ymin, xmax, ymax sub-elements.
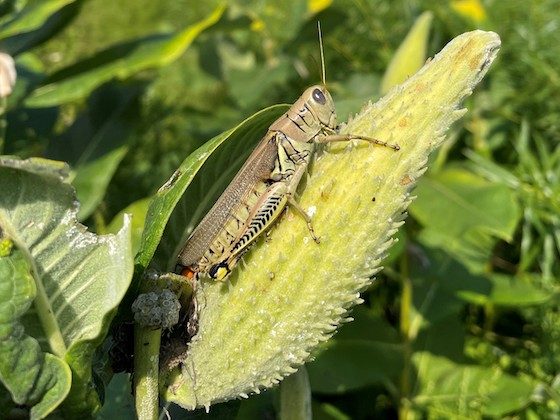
<box><xmin>0</xmin><ymin>2</ymin><xmax>82</xmax><ymax>56</ymax></box>
<box><xmin>464</xmin><ymin>150</ymin><xmax>520</xmax><ymax>189</ymax></box>
<box><xmin>413</xmin><ymin>313</ymin><xmax>468</xmax><ymax>363</ymax></box>
<box><xmin>71</xmin><ymin>146</ymin><xmax>128</xmax><ymax>220</ymax></box>
<box><xmin>135</xmin><ymin>104</ymin><xmax>289</xmax><ymax>274</ymax></box>
<box><xmin>235</xmin><ymin>392</ymin><xmax>274</xmax><ymax>420</ymax></box>
<box><xmin>228</xmin><ymin>61</ymin><xmax>292</xmax><ymax>109</ymax></box>
<box><xmin>309</xmin><ymin>309</ymin><xmax>403</xmax><ymax>397</ymax></box>
<box><xmin>47</xmin><ymin>85</ymin><xmax>143</xmax><ymax>221</ymax></box>
<box><xmin>0</xmin><ymin>157</ymin><xmax>133</xmax><ymax>416</ymax></box>
<box><xmin>334</xmin><ymin>306</ymin><xmax>400</xmax><ymax>344</ymax></box>
<box><xmin>307</xmin><ymin>341</ymin><xmax>404</xmax><ymax>394</ymax></box>
<box><xmin>0</xmin><ymin>0</ymin><xmax>76</xmax><ymax>40</ymax></box>
<box><xmin>107</xmin><ymin>198</ymin><xmax>151</xmax><ymax>257</ymax></box>
<box><xmin>334</xmin><ymin>73</ymin><xmax>380</xmax><ymax>123</ymax></box>
<box><xmin>24</xmin><ymin>5</ymin><xmax>224</xmax><ymax>108</ymax></box>
<box><xmin>410</xmin><ymin>247</ymin><xmax>491</xmax><ymax>330</ymax></box>
<box><xmin>243</xmin><ymin>0</ymin><xmax>307</xmax><ymax>44</ymax></box>
<box><xmin>0</xmin><ymin>246</ymin><xmax>71</xmax><ymax>420</ymax></box>
<box><xmin>410</xmin><ymin>166</ymin><xmax>521</xmax><ymax>271</ymax></box>
<box><xmin>95</xmin><ymin>374</ymin><xmax>134</xmax><ymax>420</ymax></box>
<box><xmin>412</xmin><ymin>353</ymin><xmax>534</xmax><ymax>417</ymax></box>
<box><xmin>71</xmin><ymin>146</ymin><xmax>127</xmax><ymax>220</ymax></box>
<box><xmin>459</xmin><ymin>273</ymin><xmax>551</xmax><ymax>307</ymax></box>
<box><xmin>380</xmin><ymin>11</ymin><xmax>433</xmax><ymax>94</ymax></box>
<box><xmin>412</xmin><ymin>166</ymin><xmax>520</xmax><ymax>239</ymax></box>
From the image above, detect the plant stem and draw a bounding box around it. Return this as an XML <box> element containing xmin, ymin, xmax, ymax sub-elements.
<box><xmin>134</xmin><ymin>324</ymin><xmax>162</xmax><ymax>420</ymax></box>
<box><xmin>279</xmin><ymin>366</ymin><xmax>312</xmax><ymax>420</ymax></box>
<box><xmin>399</xmin><ymin>247</ymin><xmax>412</xmax><ymax>420</ymax></box>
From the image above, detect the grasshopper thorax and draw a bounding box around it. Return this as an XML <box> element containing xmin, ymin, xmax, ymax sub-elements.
<box><xmin>269</xmin><ymin>85</ymin><xmax>337</xmax><ymax>142</ymax></box>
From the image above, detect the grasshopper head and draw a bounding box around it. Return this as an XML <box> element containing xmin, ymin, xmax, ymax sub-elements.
<box><xmin>303</xmin><ymin>85</ymin><xmax>337</xmax><ymax>132</ymax></box>
<box><xmin>270</xmin><ymin>84</ymin><xmax>337</xmax><ymax>140</ymax></box>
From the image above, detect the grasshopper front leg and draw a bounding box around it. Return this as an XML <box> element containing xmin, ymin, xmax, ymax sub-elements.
<box><xmin>318</xmin><ymin>132</ymin><xmax>400</xmax><ymax>150</ymax></box>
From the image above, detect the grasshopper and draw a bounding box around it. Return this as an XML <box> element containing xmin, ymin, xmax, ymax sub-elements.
<box><xmin>175</xmin><ymin>85</ymin><xmax>399</xmax><ymax>282</ymax></box>
<box><xmin>175</xmin><ymin>30</ymin><xmax>399</xmax><ymax>282</ymax></box>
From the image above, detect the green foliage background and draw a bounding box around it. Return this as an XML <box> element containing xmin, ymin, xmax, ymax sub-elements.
<box><xmin>1</xmin><ymin>0</ymin><xmax>559</xmax><ymax>418</ymax></box>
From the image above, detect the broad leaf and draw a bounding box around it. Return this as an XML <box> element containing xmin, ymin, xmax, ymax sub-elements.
<box><xmin>95</xmin><ymin>374</ymin><xmax>135</xmax><ymax>420</ymax></box>
<box><xmin>0</xmin><ymin>157</ymin><xmax>133</xmax><ymax>416</ymax></box>
<box><xmin>46</xmin><ymin>84</ymin><xmax>144</xmax><ymax>220</ymax></box>
<box><xmin>228</xmin><ymin>60</ymin><xmax>292</xmax><ymax>109</ymax></box>
<box><xmin>307</xmin><ymin>309</ymin><xmax>401</xmax><ymax>394</ymax></box>
<box><xmin>410</xmin><ymin>247</ymin><xmax>491</xmax><ymax>329</ymax></box>
<box><xmin>0</xmin><ymin>1</ymin><xmax>82</xmax><ymax>56</ymax></box>
<box><xmin>334</xmin><ymin>306</ymin><xmax>400</xmax><ymax>344</ymax></box>
<box><xmin>307</xmin><ymin>341</ymin><xmax>404</xmax><ymax>394</ymax></box>
<box><xmin>412</xmin><ymin>353</ymin><xmax>534</xmax><ymax>417</ymax></box>
<box><xmin>0</xmin><ymin>246</ymin><xmax>71</xmax><ymax>420</ymax></box>
<box><xmin>411</xmin><ymin>166</ymin><xmax>521</xmax><ymax>271</ymax></box>
<box><xmin>25</xmin><ymin>5</ymin><xmax>224</xmax><ymax>108</ymax></box>
<box><xmin>411</xmin><ymin>310</ymin><xmax>534</xmax><ymax>417</ymax></box>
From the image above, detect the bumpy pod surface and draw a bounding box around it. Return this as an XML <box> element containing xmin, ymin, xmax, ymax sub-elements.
<box><xmin>162</xmin><ymin>30</ymin><xmax>501</xmax><ymax>409</ymax></box>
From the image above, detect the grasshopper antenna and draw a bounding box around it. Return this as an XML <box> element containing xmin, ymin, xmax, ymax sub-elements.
<box><xmin>318</xmin><ymin>21</ymin><xmax>326</xmax><ymax>86</ymax></box>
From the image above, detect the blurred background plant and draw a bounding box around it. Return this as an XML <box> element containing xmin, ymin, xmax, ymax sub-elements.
<box><xmin>1</xmin><ymin>0</ymin><xmax>559</xmax><ymax>418</ymax></box>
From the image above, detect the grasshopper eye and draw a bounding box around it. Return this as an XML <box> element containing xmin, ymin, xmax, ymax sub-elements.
<box><xmin>312</xmin><ymin>88</ymin><xmax>326</xmax><ymax>105</ymax></box>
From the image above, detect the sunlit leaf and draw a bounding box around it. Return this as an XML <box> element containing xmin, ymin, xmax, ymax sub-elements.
<box><xmin>107</xmin><ymin>198</ymin><xmax>151</xmax><ymax>257</ymax></box>
<box><xmin>380</xmin><ymin>11</ymin><xmax>433</xmax><ymax>94</ymax></box>
<box><xmin>413</xmin><ymin>353</ymin><xmax>533</xmax><ymax>417</ymax></box>
<box><xmin>0</xmin><ymin>157</ymin><xmax>133</xmax><ymax>416</ymax></box>
<box><xmin>0</xmin><ymin>0</ymin><xmax>75</xmax><ymax>40</ymax></box>
<box><xmin>24</xmin><ymin>5</ymin><xmax>224</xmax><ymax>108</ymax></box>
<box><xmin>0</xmin><ymin>246</ymin><xmax>71</xmax><ymax>419</ymax></box>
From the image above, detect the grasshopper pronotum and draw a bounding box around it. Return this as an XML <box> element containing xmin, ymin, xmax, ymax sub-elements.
<box><xmin>175</xmin><ymin>27</ymin><xmax>399</xmax><ymax>282</ymax></box>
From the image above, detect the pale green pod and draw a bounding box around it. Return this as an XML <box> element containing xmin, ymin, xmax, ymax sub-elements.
<box><xmin>162</xmin><ymin>30</ymin><xmax>501</xmax><ymax>410</ymax></box>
